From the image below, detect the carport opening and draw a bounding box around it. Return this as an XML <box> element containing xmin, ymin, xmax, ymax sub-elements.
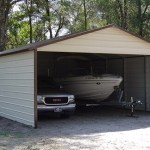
<box><xmin>37</xmin><ymin>51</ymin><xmax>146</xmax><ymax>119</ymax></box>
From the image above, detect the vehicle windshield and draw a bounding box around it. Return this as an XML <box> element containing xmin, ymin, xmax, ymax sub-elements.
<box><xmin>37</xmin><ymin>77</ymin><xmax>62</xmax><ymax>93</ymax></box>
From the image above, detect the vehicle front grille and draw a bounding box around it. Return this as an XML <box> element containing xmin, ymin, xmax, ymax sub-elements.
<box><xmin>44</xmin><ymin>97</ymin><xmax>68</xmax><ymax>104</ymax></box>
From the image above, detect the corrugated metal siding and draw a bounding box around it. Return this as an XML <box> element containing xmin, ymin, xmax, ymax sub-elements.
<box><xmin>145</xmin><ymin>56</ymin><xmax>150</xmax><ymax>111</ymax></box>
<box><xmin>124</xmin><ymin>57</ymin><xmax>145</xmax><ymax>110</ymax></box>
<box><xmin>38</xmin><ymin>27</ymin><xmax>150</xmax><ymax>55</ymax></box>
<box><xmin>0</xmin><ymin>51</ymin><xmax>35</xmax><ymax>127</ymax></box>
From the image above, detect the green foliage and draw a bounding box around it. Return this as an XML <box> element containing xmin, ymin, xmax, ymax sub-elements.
<box><xmin>96</xmin><ymin>0</ymin><xmax>150</xmax><ymax>39</ymax></box>
<box><xmin>4</xmin><ymin>0</ymin><xmax>150</xmax><ymax>49</ymax></box>
<box><xmin>67</xmin><ymin>0</ymin><xmax>107</xmax><ymax>33</ymax></box>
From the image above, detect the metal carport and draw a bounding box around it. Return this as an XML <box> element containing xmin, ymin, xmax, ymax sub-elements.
<box><xmin>0</xmin><ymin>24</ymin><xmax>150</xmax><ymax>128</ymax></box>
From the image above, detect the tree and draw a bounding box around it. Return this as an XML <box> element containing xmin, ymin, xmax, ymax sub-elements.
<box><xmin>25</xmin><ymin>0</ymin><xmax>33</xmax><ymax>43</ymax></box>
<box><xmin>97</xmin><ymin>0</ymin><xmax>128</xmax><ymax>28</ymax></box>
<box><xmin>96</xmin><ymin>0</ymin><xmax>150</xmax><ymax>40</ymax></box>
<box><xmin>7</xmin><ymin>8</ymin><xmax>47</xmax><ymax>49</ymax></box>
<box><xmin>0</xmin><ymin>0</ymin><xmax>22</xmax><ymax>51</ymax></box>
<box><xmin>136</xmin><ymin>0</ymin><xmax>150</xmax><ymax>36</ymax></box>
<box><xmin>34</xmin><ymin>0</ymin><xmax>71</xmax><ymax>38</ymax></box>
<box><xmin>4</xmin><ymin>0</ymin><xmax>150</xmax><ymax>50</ymax></box>
<box><xmin>68</xmin><ymin>0</ymin><xmax>107</xmax><ymax>33</ymax></box>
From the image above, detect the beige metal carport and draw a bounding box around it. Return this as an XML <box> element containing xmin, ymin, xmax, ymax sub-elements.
<box><xmin>0</xmin><ymin>24</ymin><xmax>150</xmax><ymax>127</ymax></box>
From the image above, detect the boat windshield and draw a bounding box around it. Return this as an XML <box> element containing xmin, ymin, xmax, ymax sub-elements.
<box><xmin>55</xmin><ymin>58</ymin><xmax>91</xmax><ymax>77</ymax></box>
<box><xmin>68</xmin><ymin>67</ymin><xmax>91</xmax><ymax>77</ymax></box>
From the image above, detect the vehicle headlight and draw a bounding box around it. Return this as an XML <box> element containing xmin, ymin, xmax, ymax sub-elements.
<box><xmin>68</xmin><ymin>95</ymin><xmax>75</xmax><ymax>100</ymax></box>
<box><xmin>68</xmin><ymin>95</ymin><xmax>75</xmax><ymax>104</ymax></box>
<box><xmin>37</xmin><ymin>96</ymin><xmax>44</xmax><ymax>102</ymax></box>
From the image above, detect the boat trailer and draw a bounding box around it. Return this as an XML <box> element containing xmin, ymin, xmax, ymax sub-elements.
<box><xmin>101</xmin><ymin>88</ymin><xmax>143</xmax><ymax>117</ymax></box>
<box><xmin>122</xmin><ymin>97</ymin><xmax>142</xmax><ymax>117</ymax></box>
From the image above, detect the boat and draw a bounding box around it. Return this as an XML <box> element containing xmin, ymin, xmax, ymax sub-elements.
<box><xmin>54</xmin><ymin>56</ymin><xmax>123</xmax><ymax>103</ymax></box>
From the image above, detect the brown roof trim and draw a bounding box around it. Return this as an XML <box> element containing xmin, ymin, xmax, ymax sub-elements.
<box><xmin>0</xmin><ymin>24</ymin><xmax>149</xmax><ymax>57</ymax></box>
<box><xmin>0</xmin><ymin>47</ymin><xmax>34</xmax><ymax>57</ymax></box>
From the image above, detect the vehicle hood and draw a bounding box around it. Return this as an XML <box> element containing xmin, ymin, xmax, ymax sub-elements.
<box><xmin>38</xmin><ymin>89</ymin><xmax>73</xmax><ymax>96</ymax></box>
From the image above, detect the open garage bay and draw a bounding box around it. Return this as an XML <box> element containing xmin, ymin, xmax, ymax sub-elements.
<box><xmin>0</xmin><ymin>106</ymin><xmax>150</xmax><ymax>150</ymax></box>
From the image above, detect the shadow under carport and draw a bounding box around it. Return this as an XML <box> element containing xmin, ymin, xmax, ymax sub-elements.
<box><xmin>37</xmin><ymin>105</ymin><xmax>150</xmax><ymax>136</ymax></box>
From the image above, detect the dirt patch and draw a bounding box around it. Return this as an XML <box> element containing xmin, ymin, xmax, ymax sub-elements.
<box><xmin>1</xmin><ymin>106</ymin><xmax>150</xmax><ymax>150</ymax></box>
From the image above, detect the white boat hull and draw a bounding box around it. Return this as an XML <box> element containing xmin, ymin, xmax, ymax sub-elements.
<box><xmin>57</xmin><ymin>75</ymin><xmax>123</xmax><ymax>102</ymax></box>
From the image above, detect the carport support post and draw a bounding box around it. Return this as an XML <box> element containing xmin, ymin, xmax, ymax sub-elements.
<box><xmin>130</xmin><ymin>97</ymin><xmax>134</xmax><ymax>117</ymax></box>
<box><xmin>144</xmin><ymin>56</ymin><xmax>147</xmax><ymax>111</ymax></box>
<box><xmin>145</xmin><ymin>56</ymin><xmax>150</xmax><ymax>111</ymax></box>
<box><xmin>123</xmin><ymin>57</ymin><xmax>126</xmax><ymax>102</ymax></box>
<box><xmin>34</xmin><ymin>49</ymin><xmax>38</xmax><ymax>128</ymax></box>
<box><xmin>105</xmin><ymin>57</ymin><xmax>108</xmax><ymax>73</ymax></box>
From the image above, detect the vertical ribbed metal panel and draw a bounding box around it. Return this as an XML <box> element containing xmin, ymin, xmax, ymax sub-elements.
<box><xmin>124</xmin><ymin>57</ymin><xmax>145</xmax><ymax>110</ymax></box>
<box><xmin>145</xmin><ymin>56</ymin><xmax>150</xmax><ymax>111</ymax></box>
<box><xmin>0</xmin><ymin>51</ymin><xmax>35</xmax><ymax>127</ymax></box>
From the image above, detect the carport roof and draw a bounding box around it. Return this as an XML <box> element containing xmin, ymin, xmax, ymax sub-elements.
<box><xmin>0</xmin><ymin>24</ymin><xmax>150</xmax><ymax>56</ymax></box>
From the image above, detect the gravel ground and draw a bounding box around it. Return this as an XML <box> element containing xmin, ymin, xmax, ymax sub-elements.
<box><xmin>0</xmin><ymin>106</ymin><xmax>150</xmax><ymax>150</ymax></box>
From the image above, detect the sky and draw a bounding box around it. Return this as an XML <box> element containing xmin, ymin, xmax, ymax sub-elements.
<box><xmin>12</xmin><ymin>2</ymin><xmax>21</xmax><ymax>12</ymax></box>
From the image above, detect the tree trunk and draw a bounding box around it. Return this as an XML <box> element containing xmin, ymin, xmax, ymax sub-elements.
<box><xmin>0</xmin><ymin>0</ymin><xmax>8</xmax><ymax>51</ymax></box>
<box><xmin>137</xmin><ymin>0</ymin><xmax>143</xmax><ymax>36</ymax></box>
<box><xmin>45</xmin><ymin>0</ymin><xmax>53</xmax><ymax>39</ymax></box>
<box><xmin>29</xmin><ymin>0</ymin><xmax>33</xmax><ymax>43</ymax></box>
<box><xmin>116</xmin><ymin>0</ymin><xmax>124</xmax><ymax>27</ymax></box>
<box><xmin>137</xmin><ymin>0</ymin><xmax>149</xmax><ymax>37</ymax></box>
<box><xmin>123</xmin><ymin>0</ymin><xmax>128</xmax><ymax>29</ymax></box>
<box><xmin>29</xmin><ymin>13</ymin><xmax>32</xmax><ymax>43</ymax></box>
<box><xmin>83</xmin><ymin>0</ymin><xmax>87</xmax><ymax>31</ymax></box>
<box><xmin>55</xmin><ymin>16</ymin><xmax>64</xmax><ymax>38</ymax></box>
<box><xmin>26</xmin><ymin>0</ymin><xmax>33</xmax><ymax>43</ymax></box>
<box><xmin>0</xmin><ymin>0</ymin><xmax>21</xmax><ymax>51</ymax></box>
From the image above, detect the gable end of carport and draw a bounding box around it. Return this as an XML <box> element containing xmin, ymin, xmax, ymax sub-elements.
<box><xmin>37</xmin><ymin>26</ymin><xmax>150</xmax><ymax>55</ymax></box>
